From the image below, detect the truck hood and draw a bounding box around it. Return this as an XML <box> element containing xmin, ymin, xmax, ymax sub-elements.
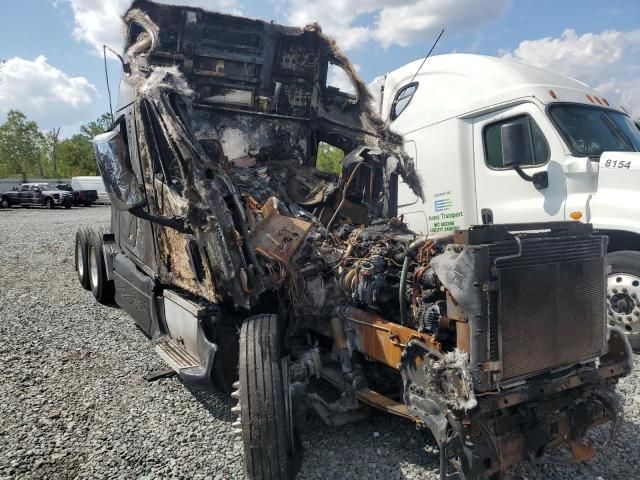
<box><xmin>590</xmin><ymin>151</ymin><xmax>640</xmax><ymax>234</ymax></box>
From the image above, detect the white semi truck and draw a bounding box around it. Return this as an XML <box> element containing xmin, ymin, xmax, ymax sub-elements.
<box><xmin>382</xmin><ymin>53</ymin><xmax>640</xmax><ymax>348</ymax></box>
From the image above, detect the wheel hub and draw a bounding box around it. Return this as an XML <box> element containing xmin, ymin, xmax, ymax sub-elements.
<box><xmin>607</xmin><ymin>273</ymin><xmax>640</xmax><ymax>334</ymax></box>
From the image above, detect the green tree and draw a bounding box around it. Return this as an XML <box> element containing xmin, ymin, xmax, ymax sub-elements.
<box><xmin>80</xmin><ymin>113</ymin><xmax>112</xmax><ymax>139</ymax></box>
<box><xmin>0</xmin><ymin>110</ymin><xmax>45</xmax><ymax>179</ymax></box>
<box><xmin>316</xmin><ymin>142</ymin><xmax>344</xmax><ymax>175</ymax></box>
<box><xmin>55</xmin><ymin>113</ymin><xmax>111</xmax><ymax>177</ymax></box>
<box><xmin>56</xmin><ymin>134</ymin><xmax>99</xmax><ymax>177</ymax></box>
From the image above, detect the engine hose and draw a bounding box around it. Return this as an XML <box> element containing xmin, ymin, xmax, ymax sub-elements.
<box><xmin>399</xmin><ymin>232</ymin><xmax>455</xmax><ymax>325</ymax></box>
<box><xmin>399</xmin><ymin>237</ymin><xmax>427</xmax><ymax>325</ymax></box>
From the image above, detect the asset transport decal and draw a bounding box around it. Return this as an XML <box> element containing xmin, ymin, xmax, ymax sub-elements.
<box><xmin>429</xmin><ymin>191</ymin><xmax>464</xmax><ymax>233</ymax></box>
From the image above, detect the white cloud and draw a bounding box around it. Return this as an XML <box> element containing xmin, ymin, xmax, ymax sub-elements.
<box><xmin>63</xmin><ymin>0</ymin><xmax>243</xmax><ymax>54</ymax></box>
<box><xmin>0</xmin><ymin>56</ymin><xmax>98</xmax><ymax>130</ymax></box>
<box><xmin>367</xmin><ymin>75</ymin><xmax>385</xmax><ymax>112</ymax></box>
<box><xmin>285</xmin><ymin>0</ymin><xmax>510</xmax><ymax>51</ymax></box>
<box><xmin>501</xmin><ymin>29</ymin><xmax>640</xmax><ymax>118</ymax></box>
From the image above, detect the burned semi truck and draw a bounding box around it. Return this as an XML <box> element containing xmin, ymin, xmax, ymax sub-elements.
<box><xmin>74</xmin><ymin>1</ymin><xmax>633</xmax><ymax>478</ymax></box>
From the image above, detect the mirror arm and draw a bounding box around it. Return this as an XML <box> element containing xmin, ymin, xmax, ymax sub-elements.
<box><xmin>129</xmin><ymin>207</ymin><xmax>193</xmax><ymax>234</ymax></box>
<box><xmin>514</xmin><ymin>166</ymin><xmax>549</xmax><ymax>190</ymax></box>
<box><xmin>514</xmin><ymin>165</ymin><xmax>534</xmax><ymax>182</ymax></box>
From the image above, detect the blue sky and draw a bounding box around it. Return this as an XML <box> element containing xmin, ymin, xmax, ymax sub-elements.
<box><xmin>1</xmin><ymin>0</ymin><xmax>639</xmax><ymax>135</ymax></box>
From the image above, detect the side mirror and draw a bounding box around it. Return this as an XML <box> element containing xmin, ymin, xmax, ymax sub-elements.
<box><xmin>93</xmin><ymin>131</ymin><xmax>146</xmax><ymax>211</ymax></box>
<box><xmin>93</xmin><ymin>130</ymin><xmax>192</xmax><ymax>233</ymax></box>
<box><xmin>501</xmin><ymin>122</ymin><xmax>527</xmax><ymax>168</ymax></box>
<box><xmin>500</xmin><ymin>122</ymin><xmax>549</xmax><ymax>190</ymax></box>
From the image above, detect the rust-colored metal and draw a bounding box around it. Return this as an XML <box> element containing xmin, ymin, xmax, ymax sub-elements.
<box><xmin>341</xmin><ymin>307</ymin><xmax>441</xmax><ymax>369</ymax></box>
<box><xmin>569</xmin><ymin>439</ymin><xmax>597</xmax><ymax>462</ymax></box>
<box><xmin>456</xmin><ymin>320</ymin><xmax>470</xmax><ymax>353</ymax></box>
<box><xmin>251</xmin><ymin>212</ymin><xmax>312</xmax><ymax>263</ymax></box>
<box><xmin>318</xmin><ymin>365</ymin><xmax>413</xmax><ymax>421</ymax></box>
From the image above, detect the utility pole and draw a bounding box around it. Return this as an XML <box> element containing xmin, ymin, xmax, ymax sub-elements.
<box><xmin>50</xmin><ymin>127</ymin><xmax>61</xmax><ymax>178</ymax></box>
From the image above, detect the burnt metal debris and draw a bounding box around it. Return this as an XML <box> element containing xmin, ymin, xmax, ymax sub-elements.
<box><xmin>89</xmin><ymin>1</ymin><xmax>634</xmax><ymax>479</ymax></box>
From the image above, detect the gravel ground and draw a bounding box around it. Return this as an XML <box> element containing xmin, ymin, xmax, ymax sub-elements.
<box><xmin>0</xmin><ymin>206</ymin><xmax>638</xmax><ymax>480</ymax></box>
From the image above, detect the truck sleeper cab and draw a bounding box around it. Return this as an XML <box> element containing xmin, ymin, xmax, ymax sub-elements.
<box><xmin>75</xmin><ymin>5</ymin><xmax>632</xmax><ymax>480</ymax></box>
<box><xmin>383</xmin><ymin>54</ymin><xmax>640</xmax><ymax>349</ymax></box>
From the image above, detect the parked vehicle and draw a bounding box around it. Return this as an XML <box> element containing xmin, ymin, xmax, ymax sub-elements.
<box><xmin>75</xmin><ymin>3</ymin><xmax>632</xmax><ymax>479</ymax></box>
<box><xmin>55</xmin><ymin>183</ymin><xmax>99</xmax><ymax>207</ymax></box>
<box><xmin>382</xmin><ymin>53</ymin><xmax>640</xmax><ymax>349</ymax></box>
<box><xmin>2</xmin><ymin>183</ymin><xmax>73</xmax><ymax>209</ymax></box>
<box><xmin>71</xmin><ymin>176</ymin><xmax>109</xmax><ymax>204</ymax></box>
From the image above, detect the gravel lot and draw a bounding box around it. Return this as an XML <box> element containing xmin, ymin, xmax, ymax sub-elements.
<box><xmin>0</xmin><ymin>206</ymin><xmax>638</xmax><ymax>480</ymax></box>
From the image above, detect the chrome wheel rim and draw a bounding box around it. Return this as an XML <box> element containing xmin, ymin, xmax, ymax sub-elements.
<box><xmin>607</xmin><ymin>273</ymin><xmax>640</xmax><ymax>334</ymax></box>
<box><xmin>89</xmin><ymin>245</ymin><xmax>99</xmax><ymax>289</ymax></box>
<box><xmin>77</xmin><ymin>241</ymin><xmax>84</xmax><ymax>278</ymax></box>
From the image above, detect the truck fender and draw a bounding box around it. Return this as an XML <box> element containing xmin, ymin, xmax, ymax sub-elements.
<box><xmin>596</xmin><ymin>229</ymin><xmax>640</xmax><ymax>253</ymax></box>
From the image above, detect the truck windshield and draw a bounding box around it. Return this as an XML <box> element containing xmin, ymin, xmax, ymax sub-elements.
<box><xmin>548</xmin><ymin>104</ymin><xmax>640</xmax><ymax>157</ymax></box>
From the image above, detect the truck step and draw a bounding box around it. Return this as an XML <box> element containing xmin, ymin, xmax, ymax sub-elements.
<box><xmin>154</xmin><ymin>337</ymin><xmax>200</xmax><ymax>372</ymax></box>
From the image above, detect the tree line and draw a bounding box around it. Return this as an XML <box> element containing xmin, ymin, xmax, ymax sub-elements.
<box><xmin>0</xmin><ymin>109</ymin><xmax>638</xmax><ymax>181</ymax></box>
<box><xmin>0</xmin><ymin>110</ymin><xmax>111</xmax><ymax>180</ymax></box>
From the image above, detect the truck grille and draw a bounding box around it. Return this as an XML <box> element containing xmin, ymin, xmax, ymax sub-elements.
<box><xmin>491</xmin><ymin>235</ymin><xmax>607</xmax><ymax>383</ymax></box>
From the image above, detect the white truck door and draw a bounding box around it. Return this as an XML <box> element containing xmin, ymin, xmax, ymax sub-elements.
<box><xmin>397</xmin><ymin>140</ymin><xmax>428</xmax><ymax>233</ymax></box>
<box><xmin>472</xmin><ymin>103</ymin><xmax>567</xmax><ymax>224</ymax></box>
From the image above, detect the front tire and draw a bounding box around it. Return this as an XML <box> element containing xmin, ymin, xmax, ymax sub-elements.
<box><xmin>45</xmin><ymin>198</ymin><xmax>54</xmax><ymax>209</ymax></box>
<box><xmin>238</xmin><ymin>314</ymin><xmax>301</xmax><ymax>480</ymax></box>
<box><xmin>88</xmin><ymin>229</ymin><xmax>115</xmax><ymax>304</ymax></box>
<box><xmin>608</xmin><ymin>250</ymin><xmax>640</xmax><ymax>351</ymax></box>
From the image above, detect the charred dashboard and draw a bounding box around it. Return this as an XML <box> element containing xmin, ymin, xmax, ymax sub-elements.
<box><xmin>87</xmin><ymin>2</ymin><xmax>634</xmax><ymax>479</ymax></box>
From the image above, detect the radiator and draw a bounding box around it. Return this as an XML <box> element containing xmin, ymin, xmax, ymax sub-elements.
<box><xmin>490</xmin><ymin>235</ymin><xmax>608</xmax><ymax>383</ymax></box>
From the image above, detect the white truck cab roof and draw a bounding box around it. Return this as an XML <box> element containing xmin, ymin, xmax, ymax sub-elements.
<box><xmin>382</xmin><ymin>54</ymin><xmax>625</xmax><ymax>132</ymax></box>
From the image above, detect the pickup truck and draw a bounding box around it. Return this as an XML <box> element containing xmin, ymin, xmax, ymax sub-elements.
<box><xmin>1</xmin><ymin>183</ymin><xmax>73</xmax><ymax>209</ymax></box>
<box><xmin>56</xmin><ymin>183</ymin><xmax>98</xmax><ymax>207</ymax></box>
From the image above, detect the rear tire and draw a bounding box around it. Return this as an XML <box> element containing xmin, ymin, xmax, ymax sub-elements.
<box><xmin>239</xmin><ymin>314</ymin><xmax>301</xmax><ymax>480</ymax></box>
<box><xmin>607</xmin><ymin>250</ymin><xmax>640</xmax><ymax>351</ymax></box>
<box><xmin>75</xmin><ymin>227</ymin><xmax>92</xmax><ymax>290</ymax></box>
<box><xmin>88</xmin><ymin>229</ymin><xmax>115</xmax><ymax>304</ymax></box>
<box><xmin>0</xmin><ymin>197</ymin><xmax>9</xmax><ymax>209</ymax></box>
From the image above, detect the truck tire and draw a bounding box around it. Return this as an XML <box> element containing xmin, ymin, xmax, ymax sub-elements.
<box><xmin>75</xmin><ymin>227</ymin><xmax>92</xmax><ymax>290</ymax></box>
<box><xmin>45</xmin><ymin>198</ymin><xmax>54</xmax><ymax>209</ymax></box>
<box><xmin>0</xmin><ymin>197</ymin><xmax>9</xmax><ymax>209</ymax></box>
<box><xmin>238</xmin><ymin>314</ymin><xmax>300</xmax><ymax>480</ymax></box>
<box><xmin>88</xmin><ymin>229</ymin><xmax>115</xmax><ymax>304</ymax></box>
<box><xmin>607</xmin><ymin>250</ymin><xmax>640</xmax><ymax>351</ymax></box>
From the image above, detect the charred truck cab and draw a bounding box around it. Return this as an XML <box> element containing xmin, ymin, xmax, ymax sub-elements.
<box><xmin>74</xmin><ymin>2</ymin><xmax>633</xmax><ymax>479</ymax></box>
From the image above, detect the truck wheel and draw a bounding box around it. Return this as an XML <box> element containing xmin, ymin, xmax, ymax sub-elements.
<box><xmin>0</xmin><ymin>197</ymin><xmax>9</xmax><ymax>209</ymax></box>
<box><xmin>45</xmin><ymin>198</ymin><xmax>54</xmax><ymax>209</ymax></box>
<box><xmin>88</xmin><ymin>229</ymin><xmax>115</xmax><ymax>304</ymax></box>
<box><xmin>65</xmin><ymin>205</ymin><xmax>71</xmax><ymax>209</ymax></box>
<box><xmin>75</xmin><ymin>227</ymin><xmax>92</xmax><ymax>290</ymax></box>
<box><xmin>237</xmin><ymin>314</ymin><xmax>301</xmax><ymax>480</ymax></box>
<box><xmin>607</xmin><ymin>251</ymin><xmax>640</xmax><ymax>351</ymax></box>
